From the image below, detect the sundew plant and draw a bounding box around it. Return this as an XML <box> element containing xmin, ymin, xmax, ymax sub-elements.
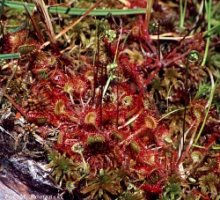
<box><xmin>0</xmin><ymin>0</ymin><xmax>220</xmax><ymax>199</ymax></box>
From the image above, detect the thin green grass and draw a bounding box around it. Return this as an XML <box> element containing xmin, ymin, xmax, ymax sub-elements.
<box><xmin>0</xmin><ymin>53</ymin><xmax>20</xmax><ymax>60</ymax></box>
<box><xmin>0</xmin><ymin>0</ymin><xmax>5</xmax><ymax>18</ymax></box>
<box><xmin>194</xmin><ymin>69</ymin><xmax>216</xmax><ymax>144</ymax></box>
<box><xmin>201</xmin><ymin>0</ymin><xmax>212</xmax><ymax>66</ymax></box>
<box><xmin>212</xmin><ymin>145</ymin><xmax>220</xmax><ymax>150</ymax></box>
<box><xmin>204</xmin><ymin>22</ymin><xmax>220</xmax><ymax>36</ymax></box>
<box><xmin>1</xmin><ymin>0</ymin><xmax>145</xmax><ymax>16</ymax></box>
<box><xmin>179</xmin><ymin>0</ymin><xmax>187</xmax><ymax>29</ymax></box>
<box><xmin>193</xmin><ymin>144</ymin><xmax>220</xmax><ymax>150</ymax></box>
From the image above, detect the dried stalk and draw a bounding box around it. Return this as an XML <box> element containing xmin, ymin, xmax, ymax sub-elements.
<box><xmin>32</xmin><ymin>0</ymin><xmax>56</xmax><ymax>44</ymax></box>
<box><xmin>40</xmin><ymin>0</ymin><xmax>102</xmax><ymax>49</ymax></box>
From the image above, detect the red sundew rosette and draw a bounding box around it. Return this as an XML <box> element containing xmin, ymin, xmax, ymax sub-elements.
<box><xmin>103</xmin><ymin>36</ymin><xmax>123</xmax><ymax>58</ymax></box>
<box><xmin>50</xmin><ymin>87</ymin><xmax>74</xmax><ymax>108</ymax></box>
<box><xmin>56</xmin><ymin>128</ymin><xmax>85</xmax><ymax>156</ymax></box>
<box><xmin>56</xmin><ymin>128</ymin><xmax>118</xmax><ymax>172</ymax></box>
<box><xmin>118</xmin><ymin>58</ymin><xmax>151</xmax><ymax>95</ymax></box>
<box><xmin>2</xmin><ymin>29</ymin><xmax>41</xmax><ymax>54</ymax></box>
<box><xmin>49</xmin><ymin>69</ymin><xmax>69</xmax><ymax>87</ymax></box>
<box><xmin>2</xmin><ymin>30</ymin><xmax>28</xmax><ymax>53</ymax></box>
<box><xmin>28</xmin><ymin>80</ymin><xmax>52</xmax><ymax>107</ymax></box>
<box><xmin>135</xmin><ymin>155</ymin><xmax>165</xmax><ymax>194</ymax></box>
<box><xmin>31</xmin><ymin>51</ymin><xmax>57</xmax><ymax>77</ymax></box>
<box><xmin>50</xmin><ymin>71</ymin><xmax>90</xmax><ymax>105</ymax></box>
<box><xmin>52</xmin><ymin>99</ymin><xmax>78</xmax><ymax>124</ymax></box>
<box><xmin>119</xmin><ymin>94</ymin><xmax>143</xmax><ymax>119</ymax></box>
<box><xmin>30</xmin><ymin>79</ymin><xmax>52</xmax><ymax>94</ymax></box>
<box><xmin>50</xmin><ymin>71</ymin><xmax>91</xmax><ymax>99</ymax></box>
<box><xmin>27</xmin><ymin>88</ymin><xmax>78</xmax><ymax>126</ymax></box>
<box><xmin>110</xmin><ymin>129</ymin><xmax>137</xmax><ymax>165</ymax></box>
<box><xmin>130</xmin><ymin>15</ymin><xmax>151</xmax><ymax>41</ymax></box>
<box><xmin>110</xmin><ymin>83</ymin><xmax>144</xmax><ymax>119</ymax></box>
<box><xmin>136</xmin><ymin>148</ymin><xmax>160</xmax><ymax>167</ymax></box>
<box><xmin>105</xmin><ymin>40</ymin><xmax>149</xmax><ymax>91</ymax></box>
<box><xmin>26</xmin><ymin>110</ymin><xmax>55</xmax><ymax>126</ymax></box>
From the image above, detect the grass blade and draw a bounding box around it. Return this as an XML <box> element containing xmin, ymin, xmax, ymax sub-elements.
<box><xmin>201</xmin><ymin>0</ymin><xmax>212</xmax><ymax>66</ymax></box>
<box><xmin>0</xmin><ymin>53</ymin><xmax>20</xmax><ymax>60</ymax></box>
<box><xmin>1</xmin><ymin>0</ymin><xmax>145</xmax><ymax>16</ymax></box>
<box><xmin>0</xmin><ymin>0</ymin><xmax>5</xmax><ymax>18</ymax></box>
<box><xmin>194</xmin><ymin>69</ymin><xmax>216</xmax><ymax>144</ymax></box>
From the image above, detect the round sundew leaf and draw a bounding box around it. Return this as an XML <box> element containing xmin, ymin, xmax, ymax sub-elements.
<box><xmin>71</xmin><ymin>143</ymin><xmax>84</xmax><ymax>154</ymax></box>
<box><xmin>64</xmin><ymin>82</ymin><xmax>73</xmax><ymax>94</ymax></box>
<box><xmin>164</xmin><ymin>136</ymin><xmax>173</xmax><ymax>144</ymax></box>
<box><xmin>191</xmin><ymin>151</ymin><xmax>202</xmax><ymax>163</ymax></box>
<box><xmin>129</xmin><ymin>141</ymin><xmax>140</xmax><ymax>153</ymax></box>
<box><xmin>84</xmin><ymin>111</ymin><xmax>97</xmax><ymax>126</ymax></box>
<box><xmin>87</xmin><ymin>135</ymin><xmax>105</xmax><ymax>145</ymax></box>
<box><xmin>18</xmin><ymin>44</ymin><xmax>36</xmax><ymax>55</ymax></box>
<box><xmin>54</xmin><ymin>100</ymin><xmax>66</xmax><ymax>115</ymax></box>
<box><xmin>144</xmin><ymin>115</ymin><xmax>157</xmax><ymax>129</ymax></box>
<box><xmin>111</xmin><ymin>131</ymin><xmax>123</xmax><ymax>141</ymax></box>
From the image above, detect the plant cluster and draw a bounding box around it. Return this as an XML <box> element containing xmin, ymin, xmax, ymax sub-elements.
<box><xmin>0</xmin><ymin>0</ymin><xmax>220</xmax><ymax>199</ymax></box>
